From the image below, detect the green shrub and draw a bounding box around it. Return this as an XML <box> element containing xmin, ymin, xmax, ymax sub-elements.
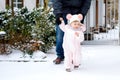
<box><xmin>0</xmin><ymin>7</ymin><xmax>55</xmax><ymax>55</ymax></box>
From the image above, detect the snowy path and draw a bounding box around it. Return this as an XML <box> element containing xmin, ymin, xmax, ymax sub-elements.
<box><xmin>0</xmin><ymin>45</ymin><xmax>120</xmax><ymax>80</ymax></box>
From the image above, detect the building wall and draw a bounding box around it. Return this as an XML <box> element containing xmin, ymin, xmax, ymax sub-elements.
<box><xmin>90</xmin><ymin>0</ymin><xmax>96</xmax><ymax>27</ymax></box>
<box><xmin>98</xmin><ymin>0</ymin><xmax>105</xmax><ymax>26</ymax></box>
<box><xmin>24</xmin><ymin>0</ymin><xmax>36</xmax><ymax>11</ymax></box>
<box><xmin>86</xmin><ymin>0</ymin><xmax>105</xmax><ymax>28</ymax></box>
<box><xmin>0</xmin><ymin>0</ymin><xmax>5</xmax><ymax>11</ymax></box>
<box><xmin>85</xmin><ymin>0</ymin><xmax>96</xmax><ymax>28</ymax></box>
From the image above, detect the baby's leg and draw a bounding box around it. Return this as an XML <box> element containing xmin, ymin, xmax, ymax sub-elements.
<box><xmin>64</xmin><ymin>49</ymin><xmax>72</xmax><ymax>71</ymax></box>
<box><xmin>73</xmin><ymin>47</ymin><xmax>82</xmax><ymax>68</ymax></box>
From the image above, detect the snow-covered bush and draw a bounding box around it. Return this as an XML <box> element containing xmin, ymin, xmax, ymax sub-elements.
<box><xmin>0</xmin><ymin>7</ymin><xmax>55</xmax><ymax>56</ymax></box>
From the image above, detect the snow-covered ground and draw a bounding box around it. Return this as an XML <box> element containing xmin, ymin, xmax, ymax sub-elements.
<box><xmin>0</xmin><ymin>45</ymin><xmax>120</xmax><ymax>80</ymax></box>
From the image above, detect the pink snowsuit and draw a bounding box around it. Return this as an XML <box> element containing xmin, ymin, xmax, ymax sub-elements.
<box><xmin>59</xmin><ymin>21</ymin><xmax>86</xmax><ymax>69</ymax></box>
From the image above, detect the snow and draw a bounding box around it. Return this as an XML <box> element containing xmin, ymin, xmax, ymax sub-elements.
<box><xmin>0</xmin><ymin>50</ymin><xmax>47</xmax><ymax>62</ymax></box>
<box><xmin>94</xmin><ymin>26</ymin><xmax>119</xmax><ymax>40</ymax></box>
<box><xmin>0</xmin><ymin>45</ymin><xmax>120</xmax><ymax>80</ymax></box>
<box><xmin>0</xmin><ymin>31</ymin><xmax>6</xmax><ymax>35</ymax></box>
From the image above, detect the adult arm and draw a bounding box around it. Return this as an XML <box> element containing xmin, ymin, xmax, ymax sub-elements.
<box><xmin>53</xmin><ymin>0</ymin><xmax>62</xmax><ymax>15</ymax></box>
<box><xmin>79</xmin><ymin>0</ymin><xmax>91</xmax><ymax>16</ymax></box>
<box><xmin>53</xmin><ymin>0</ymin><xmax>63</xmax><ymax>24</ymax></box>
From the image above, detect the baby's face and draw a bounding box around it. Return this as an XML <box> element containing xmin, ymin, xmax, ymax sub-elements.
<box><xmin>70</xmin><ymin>21</ymin><xmax>81</xmax><ymax>28</ymax></box>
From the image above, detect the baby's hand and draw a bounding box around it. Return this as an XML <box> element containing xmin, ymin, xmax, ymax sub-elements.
<box><xmin>59</xmin><ymin>18</ymin><xmax>64</xmax><ymax>25</ymax></box>
<box><xmin>60</xmin><ymin>18</ymin><xmax>63</xmax><ymax>21</ymax></box>
<box><xmin>75</xmin><ymin>32</ymin><xmax>79</xmax><ymax>37</ymax></box>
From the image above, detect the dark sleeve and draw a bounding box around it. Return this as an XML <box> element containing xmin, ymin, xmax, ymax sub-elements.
<box><xmin>80</xmin><ymin>0</ymin><xmax>91</xmax><ymax>16</ymax></box>
<box><xmin>53</xmin><ymin>0</ymin><xmax>62</xmax><ymax>15</ymax></box>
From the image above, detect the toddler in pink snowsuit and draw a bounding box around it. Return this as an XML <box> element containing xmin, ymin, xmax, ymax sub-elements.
<box><xmin>59</xmin><ymin>14</ymin><xmax>86</xmax><ymax>72</ymax></box>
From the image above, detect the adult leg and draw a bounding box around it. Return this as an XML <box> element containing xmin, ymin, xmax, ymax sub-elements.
<box><xmin>56</xmin><ymin>24</ymin><xmax>64</xmax><ymax>59</ymax></box>
<box><xmin>53</xmin><ymin>14</ymin><xmax>67</xmax><ymax>64</ymax></box>
<box><xmin>53</xmin><ymin>24</ymin><xmax>64</xmax><ymax>64</ymax></box>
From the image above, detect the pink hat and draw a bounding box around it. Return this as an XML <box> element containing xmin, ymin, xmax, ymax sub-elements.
<box><xmin>66</xmin><ymin>14</ymin><xmax>83</xmax><ymax>24</ymax></box>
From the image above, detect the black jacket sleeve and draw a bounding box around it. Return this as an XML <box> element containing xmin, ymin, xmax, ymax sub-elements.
<box><xmin>79</xmin><ymin>0</ymin><xmax>91</xmax><ymax>16</ymax></box>
<box><xmin>53</xmin><ymin>0</ymin><xmax>62</xmax><ymax>16</ymax></box>
<box><xmin>53</xmin><ymin>0</ymin><xmax>63</xmax><ymax>24</ymax></box>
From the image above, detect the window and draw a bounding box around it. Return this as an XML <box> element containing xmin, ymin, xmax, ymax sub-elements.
<box><xmin>6</xmin><ymin>0</ymin><xmax>23</xmax><ymax>9</ymax></box>
<box><xmin>13</xmin><ymin>0</ymin><xmax>23</xmax><ymax>8</ymax></box>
